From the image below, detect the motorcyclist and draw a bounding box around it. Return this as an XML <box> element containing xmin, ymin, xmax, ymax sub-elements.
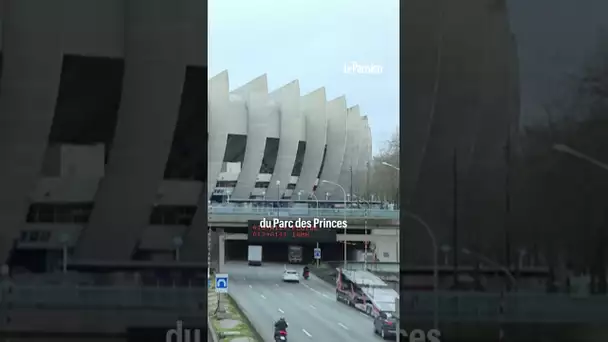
<box><xmin>303</xmin><ymin>266</ymin><xmax>310</xmax><ymax>276</ymax></box>
<box><xmin>274</xmin><ymin>317</ymin><xmax>288</xmax><ymax>335</ymax></box>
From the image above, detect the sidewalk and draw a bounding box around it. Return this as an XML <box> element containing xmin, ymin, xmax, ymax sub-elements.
<box><xmin>208</xmin><ymin>277</ymin><xmax>259</xmax><ymax>342</ymax></box>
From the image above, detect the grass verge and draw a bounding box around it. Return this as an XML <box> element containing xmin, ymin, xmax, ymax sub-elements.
<box><xmin>209</xmin><ymin>292</ymin><xmax>262</xmax><ymax>342</ymax></box>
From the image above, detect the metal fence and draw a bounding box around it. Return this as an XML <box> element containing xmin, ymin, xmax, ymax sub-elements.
<box><xmin>401</xmin><ymin>291</ymin><xmax>608</xmax><ymax>323</ymax></box>
<box><xmin>0</xmin><ymin>284</ymin><xmax>206</xmax><ymax>311</ymax></box>
<box><xmin>209</xmin><ymin>206</ymin><xmax>399</xmax><ymax>219</ymax></box>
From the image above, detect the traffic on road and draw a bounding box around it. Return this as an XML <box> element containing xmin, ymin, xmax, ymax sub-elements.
<box><xmin>222</xmin><ymin>262</ymin><xmax>390</xmax><ymax>341</ymax></box>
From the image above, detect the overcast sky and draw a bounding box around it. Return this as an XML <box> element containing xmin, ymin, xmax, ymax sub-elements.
<box><xmin>209</xmin><ymin>0</ymin><xmax>399</xmax><ymax>154</ymax></box>
<box><xmin>507</xmin><ymin>0</ymin><xmax>608</xmax><ymax>126</ymax></box>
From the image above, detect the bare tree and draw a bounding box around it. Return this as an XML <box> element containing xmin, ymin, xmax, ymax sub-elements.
<box><xmin>513</xmin><ymin>35</ymin><xmax>608</xmax><ymax>292</ymax></box>
<box><xmin>369</xmin><ymin>130</ymin><xmax>400</xmax><ymax>204</ymax></box>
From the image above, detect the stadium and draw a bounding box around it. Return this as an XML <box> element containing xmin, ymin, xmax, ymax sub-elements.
<box><xmin>208</xmin><ymin>71</ymin><xmax>372</xmax><ymax>203</ymax></box>
<box><xmin>0</xmin><ymin>1</ymin><xmax>372</xmax><ymax>272</ymax></box>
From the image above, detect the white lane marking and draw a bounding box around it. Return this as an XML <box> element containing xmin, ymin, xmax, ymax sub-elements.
<box><xmin>309</xmin><ymin>305</ymin><xmax>317</xmax><ymax>310</ymax></box>
<box><xmin>278</xmin><ymin>308</ymin><xmax>284</xmax><ymax>314</ymax></box>
<box><xmin>302</xmin><ymin>282</ymin><xmax>333</xmax><ymax>300</ymax></box>
<box><xmin>260</xmin><ymin>294</ymin><xmax>266</xmax><ymax>299</ymax></box>
<box><xmin>249</xmin><ymin>285</ymin><xmax>252</xmax><ymax>289</ymax></box>
<box><xmin>338</xmin><ymin>323</ymin><xmax>349</xmax><ymax>330</ymax></box>
<box><xmin>275</xmin><ymin>284</ymin><xmax>280</xmax><ymax>287</ymax></box>
<box><xmin>302</xmin><ymin>329</ymin><xmax>312</xmax><ymax>337</ymax></box>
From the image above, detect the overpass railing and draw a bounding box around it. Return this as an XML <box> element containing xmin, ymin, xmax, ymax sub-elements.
<box><xmin>402</xmin><ymin>291</ymin><xmax>608</xmax><ymax>323</ymax></box>
<box><xmin>209</xmin><ymin>206</ymin><xmax>399</xmax><ymax>220</ymax></box>
<box><xmin>0</xmin><ymin>284</ymin><xmax>205</xmax><ymax>311</ymax></box>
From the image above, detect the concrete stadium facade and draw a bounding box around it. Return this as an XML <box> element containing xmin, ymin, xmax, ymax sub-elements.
<box><xmin>0</xmin><ymin>0</ymin><xmax>205</xmax><ymax>266</ymax></box>
<box><xmin>207</xmin><ymin>71</ymin><xmax>373</xmax><ymax>203</ymax></box>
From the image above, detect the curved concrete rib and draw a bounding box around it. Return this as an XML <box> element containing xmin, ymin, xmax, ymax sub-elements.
<box><xmin>75</xmin><ymin>3</ymin><xmax>188</xmax><ymax>260</ymax></box>
<box><xmin>354</xmin><ymin>117</ymin><xmax>372</xmax><ymax>197</ymax></box>
<box><xmin>334</xmin><ymin>106</ymin><xmax>362</xmax><ymax>199</ymax></box>
<box><xmin>294</xmin><ymin>88</ymin><xmax>327</xmax><ymax>197</ymax></box>
<box><xmin>266</xmin><ymin>81</ymin><xmax>302</xmax><ymax>200</ymax></box>
<box><xmin>0</xmin><ymin>3</ymin><xmax>64</xmax><ymax>262</ymax></box>
<box><xmin>231</xmin><ymin>75</ymin><xmax>270</xmax><ymax>199</ymax></box>
<box><xmin>315</xmin><ymin>96</ymin><xmax>348</xmax><ymax>198</ymax></box>
<box><xmin>206</xmin><ymin>70</ymin><xmax>231</xmax><ymax>199</ymax></box>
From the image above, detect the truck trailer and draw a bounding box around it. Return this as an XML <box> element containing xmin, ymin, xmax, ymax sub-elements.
<box><xmin>248</xmin><ymin>245</ymin><xmax>263</xmax><ymax>266</ymax></box>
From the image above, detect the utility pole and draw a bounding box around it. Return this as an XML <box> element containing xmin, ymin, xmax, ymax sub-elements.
<box><xmin>452</xmin><ymin>149</ymin><xmax>459</xmax><ymax>288</ymax></box>
<box><xmin>504</xmin><ymin>131</ymin><xmax>512</xmax><ymax>291</ymax></box>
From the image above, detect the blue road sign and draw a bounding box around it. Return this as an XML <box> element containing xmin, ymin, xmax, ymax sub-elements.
<box><xmin>314</xmin><ymin>248</ymin><xmax>321</xmax><ymax>260</ymax></box>
<box><xmin>215</xmin><ymin>273</ymin><xmax>228</xmax><ymax>293</ymax></box>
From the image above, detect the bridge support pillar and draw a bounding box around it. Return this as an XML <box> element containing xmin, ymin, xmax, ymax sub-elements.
<box><xmin>218</xmin><ymin>229</ymin><xmax>225</xmax><ymax>272</ymax></box>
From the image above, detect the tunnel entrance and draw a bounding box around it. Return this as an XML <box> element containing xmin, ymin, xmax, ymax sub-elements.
<box><xmin>225</xmin><ymin>240</ymin><xmax>345</xmax><ymax>265</ymax></box>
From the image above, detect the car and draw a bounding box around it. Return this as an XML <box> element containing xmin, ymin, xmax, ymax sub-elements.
<box><xmin>373</xmin><ymin>311</ymin><xmax>398</xmax><ymax>340</ymax></box>
<box><xmin>282</xmin><ymin>269</ymin><xmax>300</xmax><ymax>283</ymax></box>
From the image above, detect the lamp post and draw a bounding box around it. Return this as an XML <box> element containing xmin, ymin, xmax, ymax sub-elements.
<box><xmin>381</xmin><ymin>161</ymin><xmax>400</xmax><ymax>171</ymax></box>
<box><xmin>310</xmin><ymin>192</ymin><xmax>320</xmax><ymax>217</ymax></box>
<box><xmin>226</xmin><ymin>188</ymin><xmax>232</xmax><ymax>204</ymax></box>
<box><xmin>553</xmin><ymin>144</ymin><xmax>608</xmax><ymax>172</ymax></box>
<box><xmin>322</xmin><ymin>180</ymin><xmax>347</xmax><ymax>269</ymax></box>
<box><xmin>297</xmin><ymin>190</ymin><xmax>303</xmax><ymax>201</ymax></box>
<box><xmin>462</xmin><ymin>248</ymin><xmax>516</xmax><ymax>342</ymax></box>
<box><xmin>462</xmin><ymin>248</ymin><xmax>517</xmax><ymax>289</ymax></box>
<box><xmin>173</xmin><ymin>236</ymin><xmax>183</xmax><ymax>261</ymax></box>
<box><xmin>59</xmin><ymin>233</ymin><xmax>70</xmax><ymax>274</ymax></box>
<box><xmin>403</xmin><ymin>211</ymin><xmax>438</xmax><ymax>330</ymax></box>
<box><xmin>360</xmin><ymin>198</ymin><xmax>370</xmax><ymax>270</ymax></box>
<box><xmin>276</xmin><ymin>180</ymin><xmax>281</xmax><ymax>217</ymax></box>
<box><xmin>381</xmin><ymin>162</ymin><xmax>400</xmax><ymax>208</ymax></box>
<box><xmin>441</xmin><ymin>244</ymin><xmax>451</xmax><ymax>266</ymax></box>
<box><xmin>262</xmin><ymin>190</ymin><xmax>266</xmax><ymax>201</ymax></box>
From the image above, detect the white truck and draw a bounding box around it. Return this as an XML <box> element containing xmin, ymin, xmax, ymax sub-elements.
<box><xmin>288</xmin><ymin>245</ymin><xmax>303</xmax><ymax>264</ymax></box>
<box><xmin>248</xmin><ymin>245</ymin><xmax>263</xmax><ymax>266</ymax></box>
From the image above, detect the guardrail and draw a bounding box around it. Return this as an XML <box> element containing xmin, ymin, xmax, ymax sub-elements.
<box><xmin>402</xmin><ymin>291</ymin><xmax>608</xmax><ymax>323</ymax></box>
<box><xmin>209</xmin><ymin>206</ymin><xmax>399</xmax><ymax>219</ymax></box>
<box><xmin>0</xmin><ymin>285</ymin><xmax>206</xmax><ymax>311</ymax></box>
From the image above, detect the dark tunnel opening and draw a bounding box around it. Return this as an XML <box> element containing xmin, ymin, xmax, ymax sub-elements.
<box><xmin>225</xmin><ymin>240</ymin><xmax>355</xmax><ymax>265</ymax></box>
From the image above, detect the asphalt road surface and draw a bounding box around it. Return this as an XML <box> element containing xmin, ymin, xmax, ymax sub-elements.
<box><xmin>224</xmin><ymin>262</ymin><xmax>385</xmax><ymax>342</ymax></box>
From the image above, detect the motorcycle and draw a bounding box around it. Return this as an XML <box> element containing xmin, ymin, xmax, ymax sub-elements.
<box><xmin>274</xmin><ymin>329</ymin><xmax>288</xmax><ymax>341</ymax></box>
<box><xmin>303</xmin><ymin>267</ymin><xmax>310</xmax><ymax>280</ymax></box>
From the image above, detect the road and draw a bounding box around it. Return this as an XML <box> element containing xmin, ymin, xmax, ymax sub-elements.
<box><xmin>224</xmin><ymin>262</ymin><xmax>385</xmax><ymax>342</ymax></box>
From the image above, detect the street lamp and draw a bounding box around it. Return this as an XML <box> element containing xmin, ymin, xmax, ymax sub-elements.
<box><xmin>441</xmin><ymin>244</ymin><xmax>452</xmax><ymax>266</ymax></box>
<box><xmin>360</xmin><ymin>198</ymin><xmax>371</xmax><ymax>270</ymax></box>
<box><xmin>461</xmin><ymin>248</ymin><xmax>517</xmax><ymax>288</ymax></box>
<box><xmin>226</xmin><ymin>188</ymin><xmax>232</xmax><ymax>203</ymax></box>
<box><xmin>518</xmin><ymin>248</ymin><xmax>527</xmax><ymax>270</ymax></box>
<box><xmin>403</xmin><ymin>211</ymin><xmax>439</xmax><ymax>330</ymax></box>
<box><xmin>553</xmin><ymin>144</ymin><xmax>608</xmax><ymax>172</ymax></box>
<box><xmin>321</xmin><ymin>180</ymin><xmax>348</xmax><ymax>269</ymax></box>
<box><xmin>276</xmin><ymin>180</ymin><xmax>281</xmax><ymax>217</ymax></box>
<box><xmin>297</xmin><ymin>190</ymin><xmax>303</xmax><ymax>201</ymax></box>
<box><xmin>462</xmin><ymin>248</ymin><xmax>515</xmax><ymax>341</ymax></box>
<box><xmin>381</xmin><ymin>161</ymin><xmax>400</xmax><ymax>171</ymax></box>
<box><xmin>381</xmin><ymin>162</ymin><xmax>400</xmax><ymax>207</ymax></box>
<box><xmin>262</xmin><ymin>190</ymin><xmax>266</xmax><ymax>201</ymax></box>
<box><xmin>59</xmin><ymin>232</ymin><xmax>70</xmax><ymax>274</ymax></box>
<box><xmin>173</xmin><ymin>236</ymin><xmax>183</xmax><ymax>261</ymax></box>
<box><xmin>309</xmin><ymin>192</ymin><xmax>320</xmax><ymax>217</ymax></box>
